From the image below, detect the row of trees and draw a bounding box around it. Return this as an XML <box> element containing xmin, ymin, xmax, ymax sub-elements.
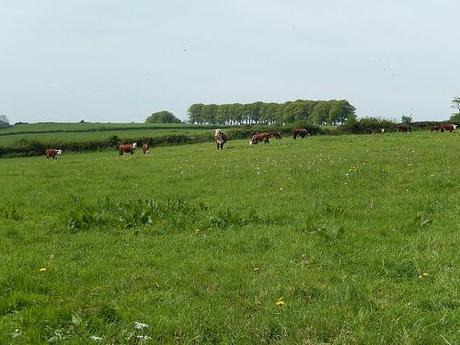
<box><xmin>187</xmin><ymin>99</ymin><xmax>356</xmax><ymax>125</ymax></box>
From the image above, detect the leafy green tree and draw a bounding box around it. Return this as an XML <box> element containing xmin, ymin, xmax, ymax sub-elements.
<box><xmin>337</xmin><ymin>100</ymin><xmax>356</xmax><ymax>124</ymax></box>
<box><xmin>449</xmin><ymin>113</ymin><xmax>460</xmax><ymax>123</ymax></box>
<box><xmin>401</xmin><ymin>115</ymin><xmax>412</xmax><ymax>124</ymax></box>
<box><xmin>188</xmin><ymin>104</ymin><xmax>204</xmax><ymax>124</ymax></box>
<box><xmin>0</xmin><ymin>114</ymin><xmax>10</xmax><ymax>128</ymax></box>
<box><xmin>451</xmin><ymin>97</ymin><xmax>460</xmax><ymax>113</ymax></box>
<box><xmin>145</xmin><ymin>111</ymin><xmax>182</xmax><ymax>124</ymax></box>
<box><xmin>230</xmin><ymin>103</ymin><xmax>244</xmax><ymax>125</ymax></box>
<box><xmin>203</xmin><ymin>104</ymin><xmax>218</xmax><ymax>124</ymax></box>
<box><xmin>216</xmin><ymin>104</ymin><xmax>230</xmax><ymax>125</ymax></box>
<box><xmin>260</xmin><ymin>103</ymin><xmax>279</xmax><ymax>124</ymax></box>
<box><xmin>310</xmin><ymin>102</ymin><xmax>330</xmax><ymax>125</ymax></box>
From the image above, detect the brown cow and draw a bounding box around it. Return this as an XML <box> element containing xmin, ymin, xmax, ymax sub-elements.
<box><xmin>397</xmin><ymin>124</ymin><xmax>411</xmax><ymax>133</ymax></box>
<box><xmin>142</xmin><ymin>143</ymin><xmax>150</xmax><ymax>154</ymax></box>
<box><xmin>119</xmin><ymin>143</ymin><xmax>137</xmax><ymax>155</ymax></box>
<box><xmin>439</xmin><ymin>123</ymin><xmax>457</xmax><ymax>132</ymax></box>
<box><xmin>430</xmin><ymin>125</ymin><xmax>440</xmax><ymax>132</ymax></box>
<box><xmin>292</xmin><ymin>128</ymin><xmax>309</xmax><ymax>139</ymax></box>
<box><xmin>250</xmin><ymin>132</ymin><xmax>272</xmax><ymax>145</ymax></box>
<box><xmin>213</xmin><ymin>129</ymin><xmax>227</xmax><ymax>150</ymax></box>
<box><xmin>45</xmin><ymin>149</ymin><xmax>62</xmax><ymax>160</ymax></box>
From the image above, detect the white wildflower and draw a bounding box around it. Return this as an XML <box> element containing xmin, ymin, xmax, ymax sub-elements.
<box><xmin>134</xmin><ymin>321</ymin><xmax>149</xmax><ymax>330</ymax></box>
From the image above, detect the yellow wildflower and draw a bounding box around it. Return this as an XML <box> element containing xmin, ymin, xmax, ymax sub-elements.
<box><xmin>276</xmin><ymin>297</ymin><xmax>285</xmax><ymax>307</ymax></box>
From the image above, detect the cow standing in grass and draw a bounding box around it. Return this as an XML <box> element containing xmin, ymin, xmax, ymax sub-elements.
<box><xmin>292</xmin><ymin>128</ymin><xmax>309</xmax><ymax>139</ymax></box>
<box><xmin>439</xmin><ymin>124</ymin><xmax>457</xmax><ymax>132</ymax></box>
<box><xmin>45</xmin><ymin>149</ymin><xmax>62</xmax><ymax>160</ymax></box>
<box><xmin>142</xmin><ymin>143</ymin><xmax>150</xmax><ymax>154</ymax></box>
<box><xmin>119</xmin><ymin>143</ymin><xmax>137</xmax><ymax>156</ymax></box>
<box><xmin>214</xmin><ymin>129</ymin><xmax>227</xmax><ymax>150</ymax></box>
<box><xmin>250</xmin><ymin>132</ymin><xmax>272</xmax><ymax>144</ymax></box>
<box><xmin>397</xmin><ymin>124</ymin><xmax>411</xmax><ymax>133</ymax></box>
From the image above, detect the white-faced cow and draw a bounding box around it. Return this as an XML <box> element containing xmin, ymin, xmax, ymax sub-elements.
<box><xmin>45</xmin><ymin>149</ymin><xmax>62</xmax><ymax>160</ymax></box>
<box><xmin>119</xmin><ymin>143</ymin><xmax>137</xmax><ymax>156</ymax></box>
<box><xmin>213</xmin><ymin>129</ymin><xmax>227</xmax><ymax>150</ymax></box>
<box><xmin>142</xmin><ymin>143</ymin><xmax>150</xmax><ymax>154</ymax></box>
<box><xmin>439</xmin><ymin>124</ymin><xmax>457</xmax><ymax>132</ymax></box>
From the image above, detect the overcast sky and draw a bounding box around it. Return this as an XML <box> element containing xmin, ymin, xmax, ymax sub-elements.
<box><xmin>1</xmin><ymin>0</ymin><xmax>459</xmax><ymax>123</ymax></box>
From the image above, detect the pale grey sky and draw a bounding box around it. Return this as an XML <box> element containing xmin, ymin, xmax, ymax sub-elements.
<box><xmin>1</xmin><ymin>0</ymin><xmax>459</xmax><ymax>123</ymax></box>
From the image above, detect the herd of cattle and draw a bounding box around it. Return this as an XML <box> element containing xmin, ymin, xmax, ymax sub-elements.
<box><xmin>44</xmin><ymin>124</ymin><xmax>458</xmax><ymax>159</ymax></box>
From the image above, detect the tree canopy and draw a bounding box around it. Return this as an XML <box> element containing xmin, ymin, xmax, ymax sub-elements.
<box><xmin>451</xmin><ymin>97</ymin><xmax>460</xmax><ymax>113</ymax></box>
<box><xmin>187</xmin><ymin>99</ymin><xmax>356</xmax><ymax>125</ymax></box>
<box><xmin>449</xmin><ymin>113</ymin><xmax>460</xmax><ymax>123</ymax></box>
<box><xmin>0</xmin><ymin>115</ymin><xmax>10</xmax><ymax>128</ymax></box>
<box><xmin>401</xmin><ymin>115</ymin><xmax>412</xmax><ymax>124</ymax></box>
<box><xmin>145</xmin><ymin>111</ymin><xmax>182</xmax><ymax>124</ymax></box>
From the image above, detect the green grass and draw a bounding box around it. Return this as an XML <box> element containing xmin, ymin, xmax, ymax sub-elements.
<box><xmin>0</xmin><ymin>132</ymin><xmax>459</xmax><ymax>344</ymax></box>
<box><xmin>0</xmin><ymin>128</ymin><xmax>212</xmax><ymax>146</ymax></box>
<box><xmin>0</xmin><ymin>122</ymin><xmax>219</xmax><ymax>146</ymax></box>
<box><xmin>0</xmin><ymin>122</ymin><xmax>196</xmax><ymax>134</ymax></box>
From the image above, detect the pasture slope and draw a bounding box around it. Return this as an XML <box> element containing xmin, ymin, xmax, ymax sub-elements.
<box><xmin>0</xmin><ymin>132</ymin><xmax>459</xmax><ymax>344</ymax></box>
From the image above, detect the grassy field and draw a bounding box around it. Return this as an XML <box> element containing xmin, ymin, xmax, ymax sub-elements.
<box><xmin>0</xmin><ymin>122</ymin><xmax>195</xmax><ymax>135</ymax></box>
<box><xmin>0</xmin><ymin>132</ymin><xmax>459</xmax><ymax>344</ymax></box>
<box><xmin>0</xmin><ymin>128</ymin><xmax>213</xmax><ymax>146</ymax></box>
<box><xmin>0</xmin><ymin>122</ymin><xmax>217</xmax><ymax>146</ymax></box>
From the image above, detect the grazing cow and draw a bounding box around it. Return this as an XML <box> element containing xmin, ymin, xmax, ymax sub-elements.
<box><xmin>439</xmin><ymin>123</ymin><xmax>457</xmax><ymax>132</ymax></box>
<box><xmin>119</xmin><ymin>143</ymin><xmax>137</xmax><ymax>155</ymax></box>
<box><xmin>365</xmin><ymin>129</ymin><xmax>374</xmax><ymax>134</ymax></box>
<box><xmin>250</xmin><ymin>132</ymin><xmax>272</xmax><ymax>145</ymax></box>
<box><xmin>45</xmin><ymin>149</ymin><xmax>62</xmax><ymax>160</ymax></box>
<box><xmin>142</xmin><ymin>143</ymin><xmax>150</xmax><ymax>154</ymax></box>
<box><xmin>430</xmin><ymin>125</ymin><xmax>440</xmax><ymax>132</ymax></box>
<box><xmin>292</xmin><ymin>128</ymin><xmax>309</xmax><ymax>139</ymax></box>
<box><xmin>213</xmin><ymin>129</ymin><xmax>227</xmax><ymax>150</ymax></box>
<box><xmin>397</xmin><ymin>124</ymin><xmax>411</xmax><ymax>133</ymax></box>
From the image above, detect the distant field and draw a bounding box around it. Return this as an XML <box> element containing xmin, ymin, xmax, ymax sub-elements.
<box><xmin>0</xmin><ymin>122</ymin><xmax>199</xmax><ymax>135</ymax></box>
<box><xmin>0</xmin><ymin>128</ymin><xmax>212</xmax><ymax>146</ymax></box>
<box><xmin>0</xmin><ymin>132</ymin><xmax>459</xmax><ymax>344</ymax></box>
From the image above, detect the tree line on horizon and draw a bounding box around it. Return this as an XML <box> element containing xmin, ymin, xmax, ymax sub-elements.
<box><xmin>187</xmin><ymin>99</ymin><xmax>357</xmax><ymax>125</ymax></box>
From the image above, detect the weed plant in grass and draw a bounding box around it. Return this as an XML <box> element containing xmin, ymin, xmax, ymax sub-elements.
<box><xmin>0</xmin><ymin>132</ymin><xmax>459</xmax><ymax>344</ymax></box>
